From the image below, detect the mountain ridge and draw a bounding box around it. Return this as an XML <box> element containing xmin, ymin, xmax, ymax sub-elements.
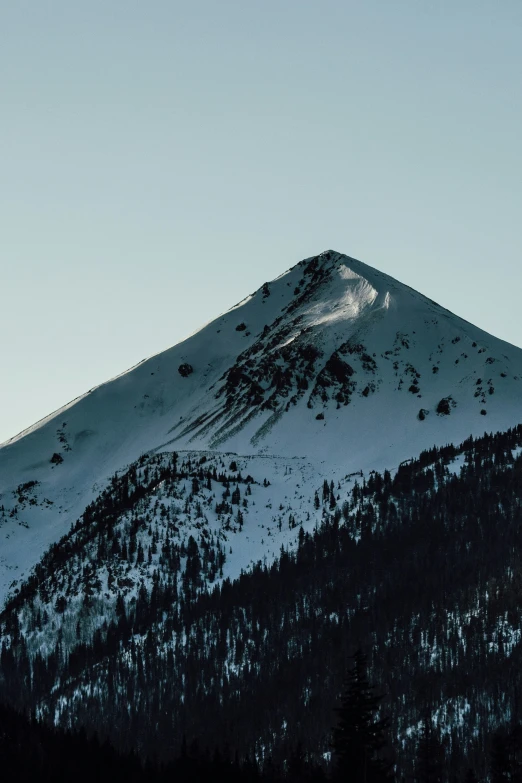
<box><xmin>2</xmin><ymin>249</ymin><xmax>515</xmax><ymax>450</ymax></box>
<box><xmin>1</xmin><ymin>249</ymin><xmax>521</xmax><ymax>603</ymax></box>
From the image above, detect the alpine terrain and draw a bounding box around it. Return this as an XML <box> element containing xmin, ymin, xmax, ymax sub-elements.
<box><xmin>1</xmin><ymin>249</ymin><xmax>522</xmax><ymax>778</ymax></box>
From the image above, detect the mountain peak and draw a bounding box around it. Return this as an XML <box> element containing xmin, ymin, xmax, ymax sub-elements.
<box><xmin>1</xmin><ymin>250</ymin><xmax>522</xmax><ymax>601</ymax></box>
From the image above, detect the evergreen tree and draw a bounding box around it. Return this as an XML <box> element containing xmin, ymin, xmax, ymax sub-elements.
<box><xmin>491</xmin><ymin>730</ymin><xmax>510</xmax><ymax>783</ymax></box>
<box><xmin>332</xmin><ymin>649</ymin><xmax>392</xmax><ymax>783</ymax></box>
<box><xmin>416</xmin><ymin>716</ymin><xmax>445</xmax><ymax>783</ymax></box>
<box><xmin>490</xmin><ymin>723</ymin><xmax>522</xmax><ymax>783</ymax></box>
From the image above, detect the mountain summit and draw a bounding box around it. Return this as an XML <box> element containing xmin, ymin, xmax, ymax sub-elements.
<box><xmin>1</xmin><ymin>249</ymin><xmax>521</xmax><ymax>601</ymax></box>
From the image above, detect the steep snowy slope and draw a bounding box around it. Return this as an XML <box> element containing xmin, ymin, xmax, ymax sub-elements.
<box><xmin>1</xmin><ymin>249</ymin><xmax>521</xmax><ymax>602</ymax></box>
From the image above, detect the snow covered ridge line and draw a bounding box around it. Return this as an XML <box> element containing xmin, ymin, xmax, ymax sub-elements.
<box><xmin>1</xmin><ymin>449</ymin><xmax>321</xmax><ymax>614</ymax></box>
<box><xmin>1</xmin><ymin>248</ymin><xmax>522</xmax><ymax>605</ymax></box>
<box><xmin>4</xmin><ymin>422</ymin><xmax>522</xmax><ymax>636</ymax></box>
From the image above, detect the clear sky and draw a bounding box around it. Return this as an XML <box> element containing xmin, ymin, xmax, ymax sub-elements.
<box><xmin>1</xmin><ymin>1</ymin><xmax>521</xmax><ymax>444</ymax></box>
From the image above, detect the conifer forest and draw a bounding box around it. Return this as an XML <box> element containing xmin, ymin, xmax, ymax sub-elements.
<box><xmin>3</xmin><ymin>425</ymin><xmax>522</xmax><ymax>780</ymax></box>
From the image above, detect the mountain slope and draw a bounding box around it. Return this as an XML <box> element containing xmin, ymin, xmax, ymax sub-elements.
<box><xmin>1</xmin><ymin>249</ymin><xmax>521</xmax><ymax>602</ymax></box>
<box><xmin>3</xmin><ymin>425</ymin><xmax>522</xmax><ymax>780</ymax></box>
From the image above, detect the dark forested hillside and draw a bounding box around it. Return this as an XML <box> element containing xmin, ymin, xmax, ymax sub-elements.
<box><xmin>2</xmin><ymin>425</ymin><xmax>522</xmax><ymax>778</ymax></box>
<box><xmin>0</xmin><ymin>700</ymin><xmax>331</xmax><ymax>782</ymax></box>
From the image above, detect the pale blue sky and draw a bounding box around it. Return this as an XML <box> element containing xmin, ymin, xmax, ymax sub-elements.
<box><xmin>1</xmin><ymin>1</ymin><xmax>521</xmax><ymax>443</ymax></box>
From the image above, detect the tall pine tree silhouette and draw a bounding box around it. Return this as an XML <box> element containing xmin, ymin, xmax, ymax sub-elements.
<box><xmin>416</xmin><ymin>715</ymin><xmax>445</xmax><ymax>783</ymax></box>
<box><xmin>332</xmin><ymin>648</ymin><xmax>393</xmax><ymax>783</ymax></box>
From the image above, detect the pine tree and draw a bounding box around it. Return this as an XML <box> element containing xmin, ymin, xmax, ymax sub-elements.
<box><xmin>491</xmin><ymin>729</ymin><xmax>510</xmax><ymax>783</ymax></box>
<box><xmin>332</xmin><ymin>649</ymin><xmax>392</xmax><ymax>783</ymax></box>
<box><xmin>416</xmin><ymin>716</ymin><xmax>445</xmax><ymax>783</ymax></box>
<box><xmin>490</xmin><ymin>723</ymin><xmax>522</xmax><ymax>783</ymax></box>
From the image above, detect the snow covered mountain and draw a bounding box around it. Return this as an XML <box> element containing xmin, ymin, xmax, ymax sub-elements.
<box><xmin>1</xmin><ymin>249</ymin><xmax>521</xmax><ymax>603</ymax></box>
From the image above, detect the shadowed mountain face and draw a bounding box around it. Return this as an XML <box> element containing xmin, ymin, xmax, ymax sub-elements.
<box><xmin>1</xmin><ymin>249</ymin><xmax>521</xmax><ymax>601</ymax></box>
